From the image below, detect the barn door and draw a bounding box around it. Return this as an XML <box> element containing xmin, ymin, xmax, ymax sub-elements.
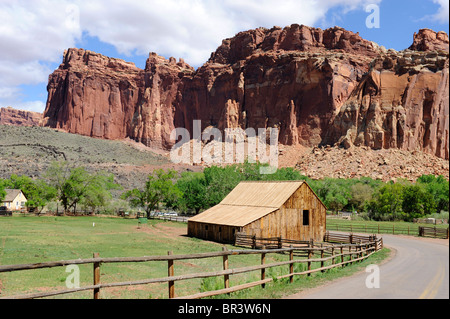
<box><xmin>299</xmin><ymin>209</ymin><xmax>311</xmax><ymax>241</ymax></box>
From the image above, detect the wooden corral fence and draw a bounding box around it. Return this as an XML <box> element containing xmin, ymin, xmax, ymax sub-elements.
<box><xmin>234</xmin><ymin>233</ymin><xmax>310</xmax><ymax>249</ymax></box>
<box><xmin>419</xmin><ymin>226</ymin><xmax>449</xmax><ymax>239</ymax></box>
<box><xmin>149</xmin><ymin>215</ymin><xmax>190</xmax><ymax>223</ymax></box>
<box><xmin>327</xmin><ymin>222</ymin><xmax>449</xmax><ymax>238</ymax></box>
<box><xmin>0</xmin><ymin>233</ymin><xmax>383</xmax><ymax>300</ymax></box>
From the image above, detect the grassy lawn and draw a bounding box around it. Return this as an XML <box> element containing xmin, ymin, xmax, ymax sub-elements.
<box><xmin>326</xmin><ymin>217</ymin><xmax>448</xmax><ymax>236</ymax></box>
<box><xmin>0</xmin><ymin>215</ymin><xmax>389</xmax><ymax>299</ymax></box>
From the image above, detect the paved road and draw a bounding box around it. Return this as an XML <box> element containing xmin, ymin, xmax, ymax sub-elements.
<box><xmin>286</xmin><ymin>235</ymin><xmax>449</xmax><ymax>299</ymax></box>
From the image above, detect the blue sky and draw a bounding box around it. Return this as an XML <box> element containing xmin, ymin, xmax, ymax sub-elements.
<box><xmin>0</xmin><ymin>0</ymin><xmax>448</xmax><ymax>113</ymax></box>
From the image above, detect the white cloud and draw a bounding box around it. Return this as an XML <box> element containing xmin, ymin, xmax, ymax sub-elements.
<box><xmin>431</xmin><ymin>0</ymin><xmax>449</xmax><ymax>23</ymax></box>
<box><xmin>0</xmin><ymin>0</ymin><xmax>379</xmax><ymax>113</ymax></box>
<box><xmin>0</xmin><ymin>0</ymin><xmax>81</xmax><ymax>112</ymax></box>
<box><xmin>20</xmin><ymin>101</ymin><xmax>47</xmax><ymax>113</ymax></box>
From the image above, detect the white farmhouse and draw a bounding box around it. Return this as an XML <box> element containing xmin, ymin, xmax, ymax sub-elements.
<box><xmin>2</xmin><ymin>189</ymin><xmax>27</xmax><ymax>211</ymax></box>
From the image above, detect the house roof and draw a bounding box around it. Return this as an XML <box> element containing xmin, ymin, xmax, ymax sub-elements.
<box><xmin>189</xmin><ymin>181</ymin><xmax>306</xmax><ymax>227</ymax></box>
<box><xmin>4</xmin><ymin>189</ymin><xmax>24</xmax><ymax>202</ymax></box>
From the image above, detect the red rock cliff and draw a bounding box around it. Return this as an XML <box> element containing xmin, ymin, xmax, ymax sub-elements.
<box><xmin>0</xmin><ymin>107</ymin><xmax>43</xmax><ymax>127</ymax></box>
<box><xmin>43</xmin><ymin>48</ymin><xmax>194</xmax><ymax>148</ymax></box>
<box><xmin>43</xmin><ymin>26</ymin><xmax>449</xmax><ymax>159</ymax></box>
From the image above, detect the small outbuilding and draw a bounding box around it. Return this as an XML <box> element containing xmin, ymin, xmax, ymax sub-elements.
<box><xmin>188</xmin><ymin>181</ymin><xmax>327</xmax><ymax>244</ymax></box>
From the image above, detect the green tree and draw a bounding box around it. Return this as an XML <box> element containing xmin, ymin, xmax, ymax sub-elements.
<box><xmin>313</xmin><ymin>178</ymin><xmax>351</xmax><ymax>213</ymax></box>
<box><xmin>81</xmin><ymin>173</ymin><xmax>120</xmax><ymax>214</ymax></box>
<box><xmin>417</xmin><ymin>175</ymin><xmax>449</xmax><ymax>213</ymax></box>
<box><xmin>7</xmin><ymin>175</ymin><xmax>57</xmax><ymax>213</ymax></box>
<box><xmin>122</xmin><ymin>169</ymin><xmax>181</xmax><ymax>219</ymax></box>
<box><xmin>45</xmin><ymin>161</ymin><xmax>119</xmax><ymax>214</ymax></box>
<box><xmin>402</xmin><ymin>185</ymin><xmax>437</xmax><ymax>221</ymax></box>
<box><xmin>348</xmin><ymin>183</ymin><xmax>374</xmax><ymax>212</ymax></box>
<box><xmin>203</xmin><ymin>165</ymin><xmax>242</xmax><ymax>207</ymax></box>
<box><xmin>368</xmin><ymin>182</ymin><xmax>406</xmax><ymax>221</ymax></box>
<box><xmin>176</xmin><ymin>173</ymin><xmax>208</xmax><ymax>214</ymax></box>
<box><xmin>0</xmin><ymin>179</ymin><xmax>6</xmax><ymax>202</ymax></box>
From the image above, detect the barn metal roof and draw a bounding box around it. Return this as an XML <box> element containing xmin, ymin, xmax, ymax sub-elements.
<box><xmin>188</xmin><ymin>181</ymin><xmax>305</xmax><ymax>227</ymax></box>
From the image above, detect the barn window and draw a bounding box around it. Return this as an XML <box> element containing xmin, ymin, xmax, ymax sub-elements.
<box><xmin>303</xmin><ymin>210</ymin><xmax>310</xmax><ymax>226</ymax></box>
<box><xmin>205</xmin><ymin>225</ymin><xmax>209</xmax><ymax>231</ymax></box>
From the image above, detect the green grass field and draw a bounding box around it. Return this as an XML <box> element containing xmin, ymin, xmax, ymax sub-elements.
<box><xmin>0</xmin><ymin>216</ymin><xmax>390</xmax><ymax>299</ymax></box>
<box><xmin>326</xmin><ymin>217</ymin><xmax>449</xmax><ymax>236</ymax></box>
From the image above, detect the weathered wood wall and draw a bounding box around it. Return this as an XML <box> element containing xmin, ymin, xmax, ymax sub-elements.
<box><xmin>242</xmin><ymin>183</ymin><xmax>326</xmax><ymax>241</ymax></box>
<box><xmin>187</xmin><ymin>222</ymin><xmax>241</xmax><ymax>244</ymax></box>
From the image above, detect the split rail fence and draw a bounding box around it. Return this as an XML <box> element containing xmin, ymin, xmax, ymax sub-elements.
<box><xmin>0</xmin><ymin>232</ymin><xmax>383</xmax><ymax>300</ymax></box>
<box><xmin>419</xmin><ymin>226</ymin><xmax>449</xmax><ymax>239</ymax></box>
<box><xmin>327</xmin><ymin>223</ymin><xmax>449</xmax><ymax>239</ymax></box>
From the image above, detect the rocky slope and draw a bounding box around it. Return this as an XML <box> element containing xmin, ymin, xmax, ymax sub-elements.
<box><xmin>0</xmin><ymin>107</ymin><xmax>42</xmax><ymax>127</ymax></box>
<box><xmin>0</xmin><ymin>125</ymin><xmax>198</xmax><ymax>190</ymax></box>
<box><xmin>42</xmin><ymin>26</ymin><xmax>449</xmax><ymax>162</ymax></box>
<box><xmin>295</xmin><ymin>145</ymin><xmax>449</xmax><ymax>182</ymax></box>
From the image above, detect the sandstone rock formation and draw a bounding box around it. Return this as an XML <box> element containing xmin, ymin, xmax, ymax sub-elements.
<box><xmin>0</xmin><ymin>107</ymin><xmax>43</xmax><ymax>127</ymax></box>
<box><xmin>409</xmin><ymin>28</ymin><xmax>449</xmax><ymax>52</ymax></box>
<box><xmin>324</xmin><ymin>49</ymin><xmax>449</xmax><ymax>159</ymax></box>
<box><xmin>43</xmin><ymin>48</ymin><xmax>194</xmax><ymax>148</ymax></box>
<box><xmin>43</xmin><ymin>26</ymin><xmax>449</xmax><ymax>161</ymax></box>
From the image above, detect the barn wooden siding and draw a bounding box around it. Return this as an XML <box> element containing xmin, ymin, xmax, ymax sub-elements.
<box><xmin>187</xmin><ymin>223</ymin><xmax>241</xmax><ymax>244</ymax></box>
<box><xmin>187</xmin><ymin>181</ymin><xmax>327</xmax><ymax>244</ymax></box>
<box><xmin>242</xmin><ymin>183</ymin><xmax>327</xmax><ymax>242</ymax></box>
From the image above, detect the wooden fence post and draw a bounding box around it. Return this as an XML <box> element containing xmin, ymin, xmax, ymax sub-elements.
<box><xmin>331</xmin><ymin>247</ymin><xmax>335</xmax><ymax>265</ymax></box>
<box><xmin>358</xmin><ymin>241</ymin><xmax>362</xmax><ymax>261</ymax></box>
<box><xmin>340</xmin><ymin>246</ymin><xmax>344</xmax><ymax>267</ymax></box>
<box><xmin>222</xmin><ymin>247</ymin><xmax>229</xmax><ymax>291</ymax></box>
<box><xmin>289</xmin><ymin>245</ymin><xmax>294</xmax><ymax>283</ymax></box>
<box><xmin>168</xmin><ymin>251</ymin><xmax>175</xmax><ymax>299</ymax></box>
<box><xmin>252</xmin><ymin>235</ymin><xmax>257</xmax><ymax>249</ymax></box>
<box><xmin>261</xmin><ymin>245</ymin><xmax>266</xmax><ymax>288</ymax></box>
<box><xmin>349</xmin><ymin>245</ymin><xmax>353</xmax><ymax>264</ymax></box>
<box><xmin>93</xmin><ymin>252</ymin><xmax>100</xmax><ymax>300</ymax></box>
<box><xmin>320</xmin><ymin>246</ymin><xmax>325</xmax><ymax>273</ymax></box>
<box><xmin>307</xmin><ymin>240</ymin><xmax>313</xmax><ymax>276</ymax></box>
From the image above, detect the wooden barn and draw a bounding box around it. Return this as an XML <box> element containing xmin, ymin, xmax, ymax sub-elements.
<box><xmin>187</xmin><ymin>181</ymin><xmax>327</xmax><ymax>244</ymax></box>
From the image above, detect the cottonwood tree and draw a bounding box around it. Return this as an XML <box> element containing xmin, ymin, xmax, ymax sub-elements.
<box><xmin>122</xmin><ymin>169</ymin><xmax>181</xmax><ymax>219</ymax></box>
<box><xmin>45</xmin><ymin>161</ymin><xmax>119</xmax><ymax>215</ymax></box>
<box><xmin>176</xmin><ymin>173</ymin><xmax>208</xmax><ymax>214</ymax></box>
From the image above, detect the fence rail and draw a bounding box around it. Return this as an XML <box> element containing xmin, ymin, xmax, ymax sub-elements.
<box><xmin>326</xmin><ymin>223</ymin><xmax>449</xmax><ymax>239</ymax></box>
<box><xmin>234</xmin><ymin>233</ymin><xmax>310</xmax><ymax>249</ymax></box>
<box><xmin>0</xmin><ymin>233</ymin><xmax>382</xmax><ymax>300</ymax></box>
<box><xmin>419</xmin><ymin>227</ymin><xmax>449</xmax><ymax>239</ymax></box>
